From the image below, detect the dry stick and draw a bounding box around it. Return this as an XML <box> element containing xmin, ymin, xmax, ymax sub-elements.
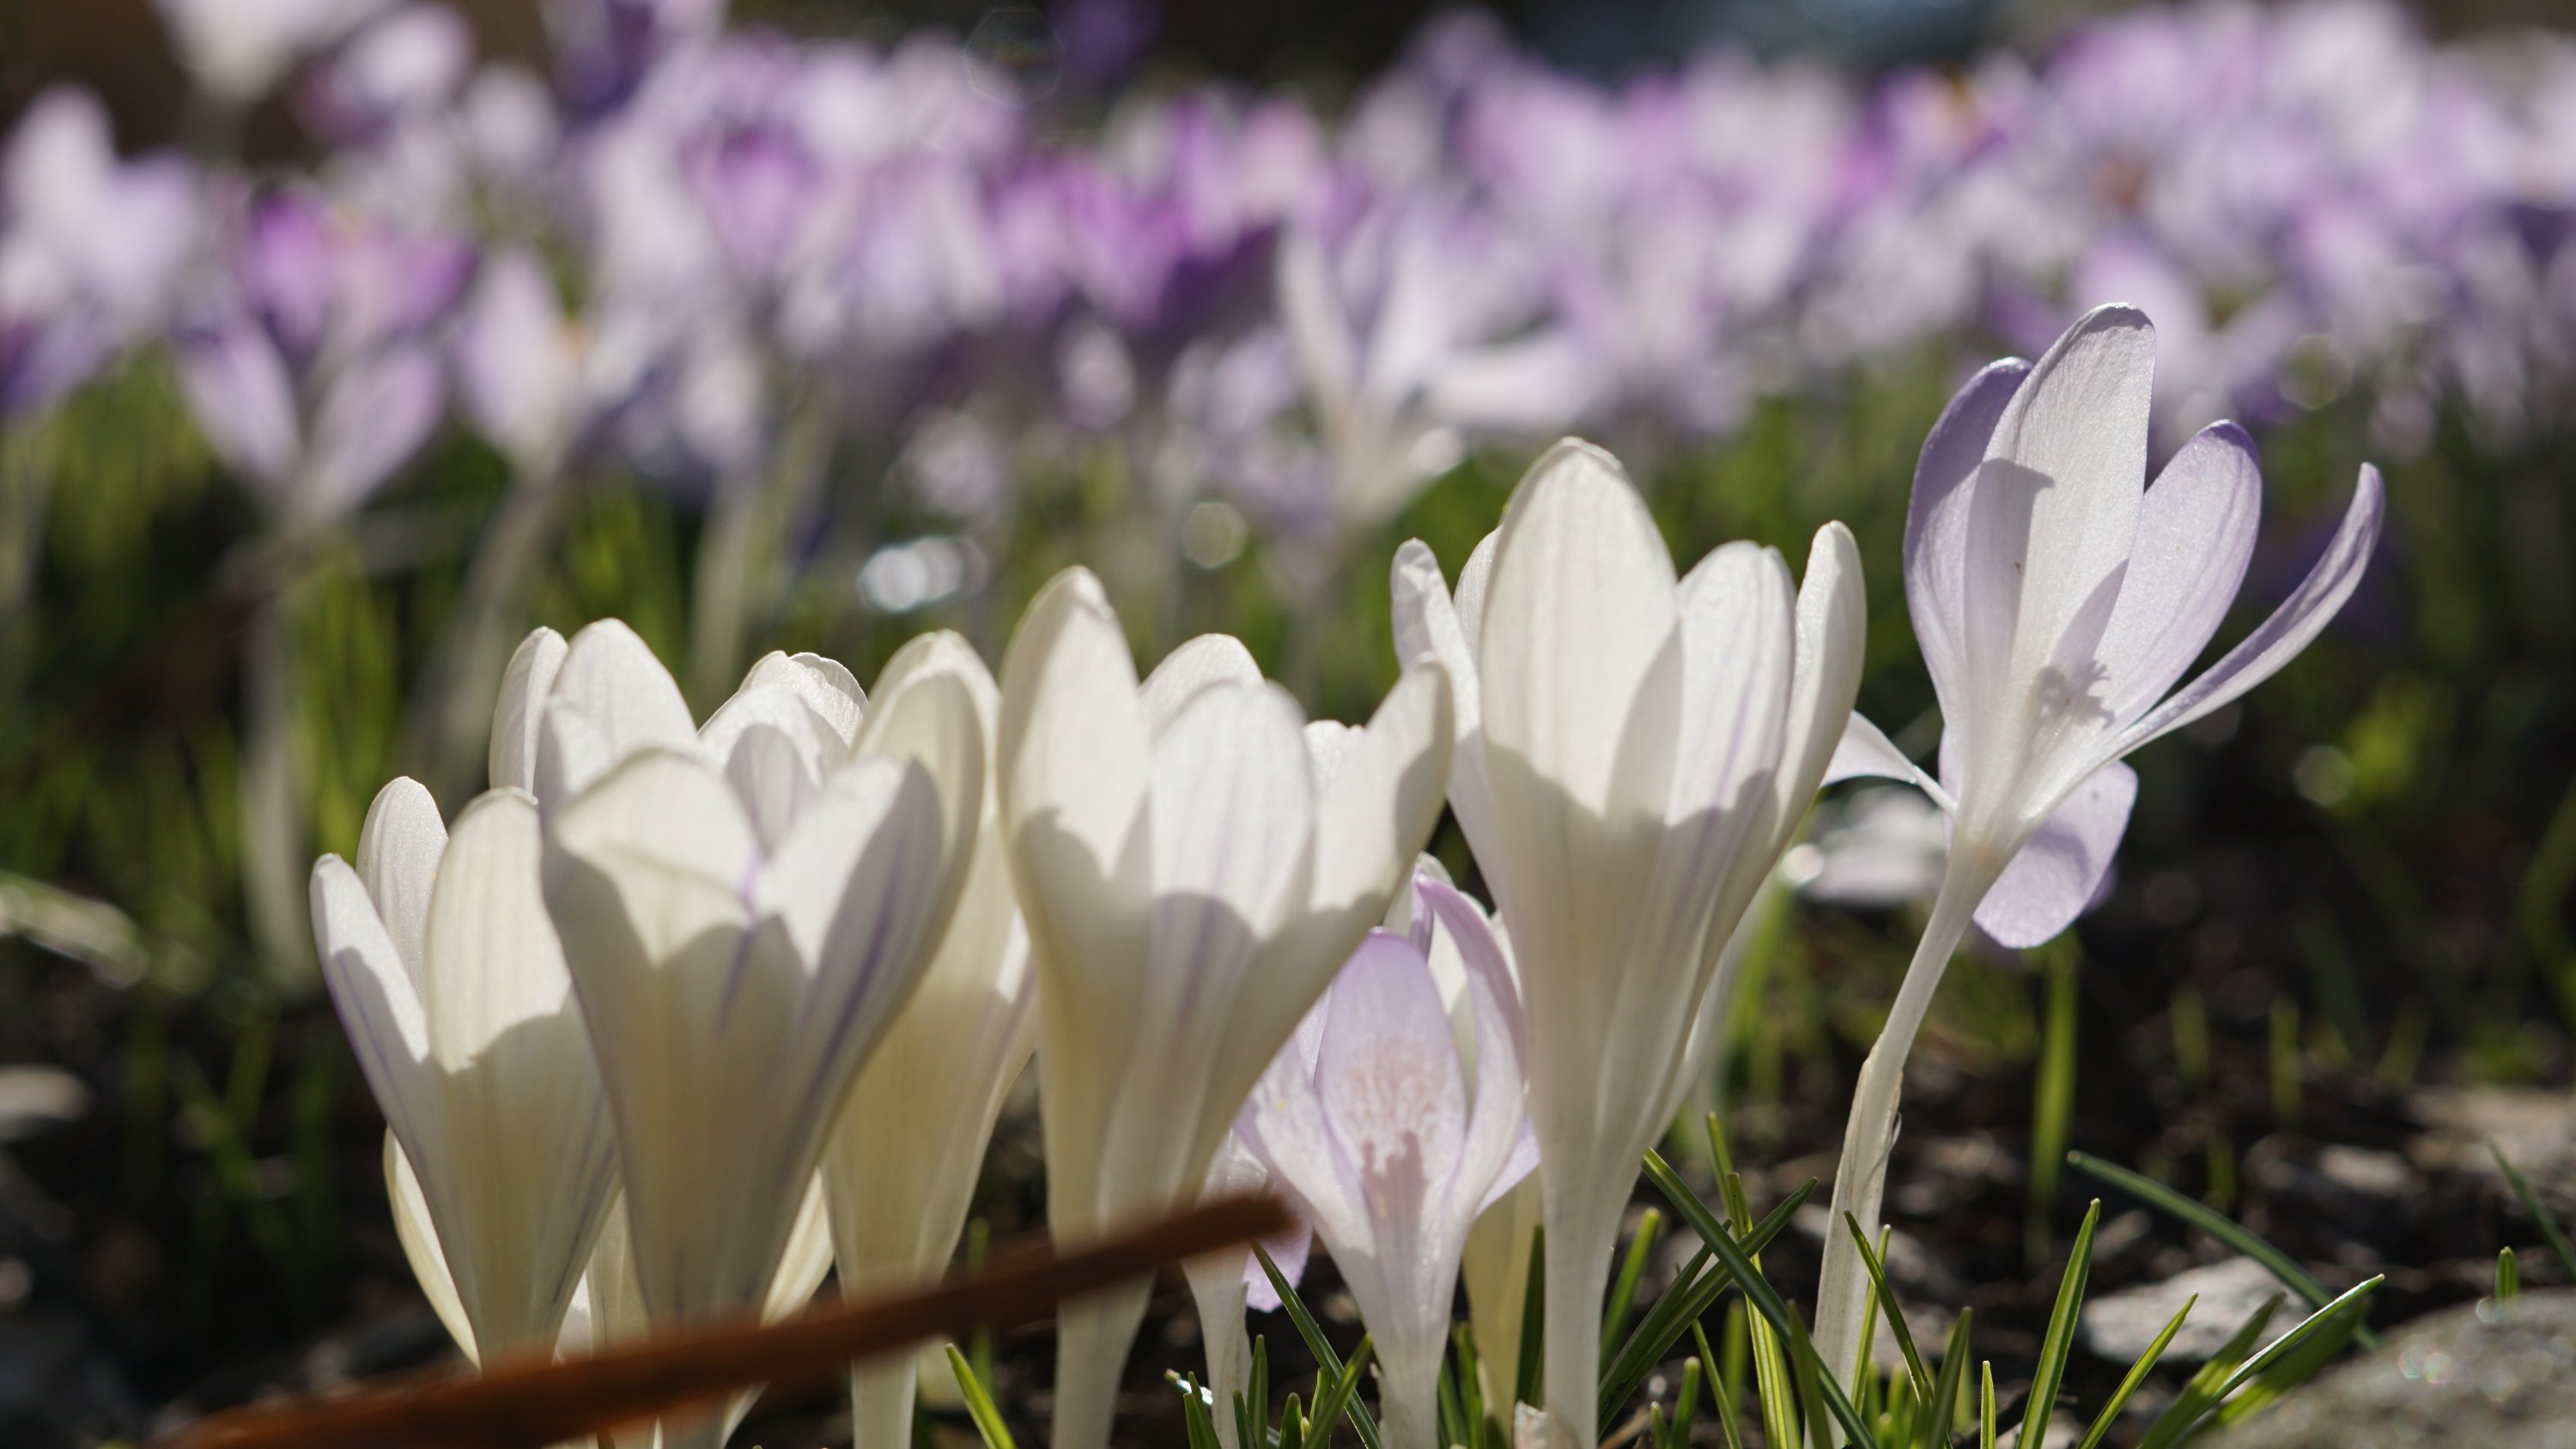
<box><xmin>160</xmin><ymin>1194</ymin><xmax>1292</xmax><ymax>1449</ymax></box>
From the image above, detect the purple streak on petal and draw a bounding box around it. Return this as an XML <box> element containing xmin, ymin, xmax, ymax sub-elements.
<box><xmin>1971</xmin><ymin>760</ymin><xmax>2136</xmax><ymax>950</ymax></box>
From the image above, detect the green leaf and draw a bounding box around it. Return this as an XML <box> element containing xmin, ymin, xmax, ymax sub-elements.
<box><xmin>1170</xmin><ymin>1373</ymin><xmax>1224</xmax><ymax>1449</ymax></box>
<box><xmin>1917</xmin><ymin>1309</ymin><xmax>1971</xmax><ymax>1449</ymax></box>
<box><xmin>1600</xmin><ymin>1175</ymin><xmax>1814</xmax><ymax>1425</ymax></box>
<box><xmin>1842</xmin><ymin>1212</ymin><xmax>1932</xmax><ymax>1410</ymax></box>
<box><xmin>2073</xmin><ymin>1294</ymin><xmax>2193</xmax><ymax>1449</ymax></box>
<box><xmin>1255</xmin><ymin>1245</ymin><xmax>1385</xmax><ymax>1449</ymax></box>
<box><xmin>2068</xmin><ymin>1151</ymin><xmax>2379</xmax><ymax>1349</ymax></box>
<box><xmin>2491</xmin><ymin>1142</ymin><xmax>2576</xmax><ymax>1282</ymax></box>
<box><xmin>2209</xmin><ymin>1276</ymin><xmax>2384</xmax><ymax>1428</ymax></box>
<box><xmin>2132</xmin><ymin>1296</ymin><xmax>2284</xmax><ymax>1449</ymax></box>
<box><xmin>1305</xmin><ymin>1335</ymin><xmax>1378</xmax><ymax>1447</ymax></box>
<box><xmin>1667</xmin><ymin>1356</ymin><xmax>1704</xmax><ymax>1449</ymax></box>
<box><xmin>2497</xmin><ymin>1247</ymin><xmax>2520</xmax><ymax>1304</ymax></box>
<box><xmin>1978</xmin><ymin>1363</ymin><xmax>1996</xmax><ymax>1449</ymax></box>
<box><xmin>1602</xmin><ymin>1208</ymin><xmax>1666</xmax><ymax>1357</ymax></box>
<box><xmin>1517</xmin><ymin>1224</ymin><xmax>1547</xmax><ymax>1412</ymax></box>
<box><xmin>947</xmin><ymin>1343</ymin><xmax>1017</xmax><ymax>1449</ymax></box>
<box><xmin>1639</xmin><ymin>1152</ymin><xmax>1878</xmax><ymax>1449</ymax></box>
<box><xmin>1695</xmin><ymin>1321</ymin><xmax>1749</xmax><ymax>1449</ymax></box>
<box><xmin>2020</xmin><ymin>1198</ymin><xmax>2102</xmax><ymax>1449</ymax></box>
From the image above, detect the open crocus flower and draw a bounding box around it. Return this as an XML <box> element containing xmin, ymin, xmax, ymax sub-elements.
<box><xmin>815</xmin><ymin>633</ymin><xmax>1039</xmax><ymax>1449</ymax></box>
<box><xmin>1809</xmin><ymin>304</ymin><xmax>2386</xmax><ymax>1388</ymax></box>
<box><xmin>535</xmin><ymin>621</ymin><xmax>981</xmax><ymax>1449</ymax></box>
<box><xmin>1239</xmin><ymin>870</ymin><xmax>1537</xmax><ymax>1449</ymax></box>
<box><xmin>1392</xmin><ymin>439</ymin><xmax>1863</xmax><ymax>1449</ymax></box>
<box><xmin>997</xmin><ymin>570</ymin><xmax>1453</xmax><ymax>1449</ymax></box>
<box><xmin>1181</xmin><ymin>1133</ymin><xmax>1314</xmax><ymax>1449</ymax></box>
<box><xmin>313</xmin><ymin>778</ymin><xmax>617</xmax><ymax>1363</ymax></box>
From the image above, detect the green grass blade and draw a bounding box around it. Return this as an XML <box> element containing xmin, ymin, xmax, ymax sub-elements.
<box><xmin>2029</xmin><ymin>937</ymin><xmax>2080</xmax><ymax>1263</ymax></box>
<box><xmin>1603</xmin><ymin>1208</ymin><xmax>1666</xmax><ymax>1357</ymax></box>
<box><xmin>2210</xmin><ymin>1276</ymin><xmax>2383</xmax><ymax>1418</ymax></box>
<box><xmin>947</xmin><ymin>1343</ymin><xmax>1018</xmax><ymax>1449</ymax></box>
<box><xmin>1640</xmin><ymin>1153</ymin><xmax>1879</xmax><ymax>1448</ymax></box>
<box><xmin>2019</xmin><ymin>1199</ymin><xmax>2101</xmax><ymax>1449</ymax></box>
<box><xmin>1516</xmin><ymin>1225</ymin><xmax>1547</xmax><ymax>1412</ymax></box>
<box><xmin>2491</xmin><ymin>1143</ymin><xmax>2576</xmax><ymax>1281</ymax></box>
<box><xmin>2497</xmin><ymin>1247</ymin><xmax>2520</xmax><ymax>1303</ymax></box>
<box><xmin>1726</xmin><ymin>1176</ymin><xmax>1801</xmax><ymax>1449</ymax></box>
<box><xmin>1695</xmin><ymin>1320</ymin><xmax>1749</xmax><ymax>1449</ymax></box>
<box><xmin>1978</xmin><ymin>1363</ymin><xmax>1996</xmax><ymax>1449</ymax></box>
<box><xmin>1843</xmin><ymin>1212</ymin><xmax>1932</xmax><ymax>1409</ymax></box>
<box><xmin>1917</xmin><ymin>1309</ymin><xmax>1971</xmax><ymax>1449</ymax></box>
<box><xmin>1305</xmin><ymin>1335</ymin><xmax>1377</xmax><ymax>1446</ymax></box>
<box><xmin>2132</xmin><ymin>1296</ymin><xmax>2284</xmax><ymax>1449</ymax></box>
<box><xmin>1601</xmin><ymin>1173</ymin><xmax>1815</xmax><ymax>1425</ymax></box>
<box><xmin>2068</xmin><ymin>1150</ymin><xmax>2379</xmax><ymax>1349</ymax></box>
<box><xmin>1669</xmin><ymin>1355</ymin><xmax>1704</xmax><ymax>1448</ymax></box>
<box><xmin>1255</xmin><ymin>1245</ymin><xmax>1385</xmax><ymax>1449</ymax></box>
<box><xmin>1251</xmin><ymin>1333</ymin><xmax>1271</xmax><ymax>1449</ymax></box>
<box><xmin>2073</xmin><ymin>1294</ymin><xmax>2193</xmax><ymax>1449</ymax></box>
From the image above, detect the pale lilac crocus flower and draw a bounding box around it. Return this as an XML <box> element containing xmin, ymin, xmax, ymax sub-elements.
<box><xmin>1810</xmin><ymin>304</ymin><xmax>2385</xmax><ymax>1387</ymax></box>
<box><xmin>1238</xmin><ymin>869</ymin><xmax>1536</xmax><ymax>1449</ymax></box>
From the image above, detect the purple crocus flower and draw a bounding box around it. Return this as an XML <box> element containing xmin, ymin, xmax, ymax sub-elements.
<box><xmin>0</xmin><ymin>88</ymin><xmax>198</xmax><ymax>418</ymax></box>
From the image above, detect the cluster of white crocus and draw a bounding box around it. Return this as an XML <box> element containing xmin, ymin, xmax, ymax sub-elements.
<box><xmin>311</xmin><ymin>303</ymin><xmax>2379</xmax><ymax>1449</ymax></box>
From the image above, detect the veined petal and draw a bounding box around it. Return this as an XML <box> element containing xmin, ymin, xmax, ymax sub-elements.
<box><xmin>1971</xmin><ymin>761</ymin><xmax>2137</xmax><ymax>949</ymax></box>
<box><xmin>355</xmin><ymin>776</ymin><xmax>446</xmax><ymax>979</ymax></box>
<box><xmin>701</xmin><ymin>682</ymin><xmax>836</xmax><ymax>786</ymax></box>
<box><xmin>1666</xmin><ymin>543</ymin><xmax>1794</xmax><ymax>828</ymax></box>
<box><xmin>419</xmin><ymin>788</ymin><xmax>618</xmax><ymax>1355</ymax></box>
<box><xmin>550</xmin><ymin>619</ymin><xmax>697</xmax><ymax>762</ymax></box>
<box><xmin>1905</xmin><ymin>361</ymin><xmax>2026</xmax><ymax>728</ymax></box>
<box><xmin>769</xmin><ymin>1175</ymin><xmax>834</xmax><ymax>1321</ymax></box>
<box><xmin>490</xmin><ymin>628</ymin><xmax>568</xmax><ymax>796</ymax></box>
<box><xmin>1419</xmin><ymin>879</ymin><xmax>1532</xmax><ymax>1222</ymax></box>
<box><xmin>723</xmin><ymin>724</ymin><xmax>820</xmax><ymax>854</ymax></box>
<box><xmin>1963</xmin><ymin>306</ymin><xmax>2154</xmax><ymax>767</ymax></box>
<box><xmin>1147</xmin><ymin>682</ymin><xmax>1315</xmax><ymax>1001</ymax></box>
<box><xmin>544</xmin><ymin>749</ymin><xmax>756</xmax><ymax>967</ymax></box>
<box><xmin>1455</xmin><ymin>531</ymin><xmax>1498</xmax><ymax>657</ymax></box>
<box><xmin>1770</xmin><ymin>523</ymin><xmax>1869</xmax><ymax>854</ymax></box>
<box><xmin>1303</xmin><ymin>667</ymin><xmax>1453</xmax><ymax>926</ymax></box>
<box><xmin>313</xmin><ymin>855</ymin><xmax>434</xmax><ymax>1156</ymax></box>
<box><xmin>1479</xmin><ymin>439</ymin><xmax>1677</xmax><ymax>816</ymax></box>
<box><xmin>704</xmin><ymin>656</ymin><xmax>866</xmax><ymax>773</ymax></box>
<box><xmin>1237</xmin><ymin>1009</ymin><xmax>1366</xmax><ymax>1253</ymax></box>
<box><xmin>2114</xmin><ymin>464</ymin><xmax>2386</xmax><ymax>758</ymax></box>
<box><xmin>2094</xmin><ymin>422</ymin><xmax>2263</xmax><ymax>728</ymax></box>
<box><xmin>1317</xmin><ymin>931</ymin><xmax>1468</xmax><ymax>1228</ymax></box>
<box><xmin>735</xmin><ymin>652</ymin><xmax>866</xmax><ymax>755</ymax></box>
<box><xmin>386</xmin><ymin>1134</ymin><xmax>476</xmax><ymax>1361</ymax></box>
<box><xmin>1139</xmin><ymin>634</ymin><xmax>1264</xmax><ymax>737</ymax></box>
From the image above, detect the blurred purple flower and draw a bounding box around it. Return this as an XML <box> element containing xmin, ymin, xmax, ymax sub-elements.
<box><xmin>0</xmin><ymin>88</ymin><xmax>199</xmax><ymax>417</ymax></box>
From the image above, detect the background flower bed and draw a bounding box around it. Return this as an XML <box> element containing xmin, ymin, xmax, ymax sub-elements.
<box><xmin>3</xmin><ymin>0</ymin><xmax>2576</xmax><ymax>1445</ymax></box>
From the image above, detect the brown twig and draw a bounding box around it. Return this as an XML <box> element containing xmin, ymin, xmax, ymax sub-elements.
<box><xmin>159</xmin><ymin>1194</ymin><xmax>1290</xmax><ymax>1449</ymax></box>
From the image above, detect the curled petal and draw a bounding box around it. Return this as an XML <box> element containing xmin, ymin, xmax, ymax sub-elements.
<box><xmin>1972</xmin><ymin>761</ymin><xmax>2137</xmax><ymax>949</ymax></box>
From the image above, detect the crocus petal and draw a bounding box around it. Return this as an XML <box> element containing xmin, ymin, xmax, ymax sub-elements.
<box><xmin>490</xmin><ymin>628</ymin><xmax>568</xmax><ymax>796</ymax></box>
<box><xmin>550</xmin><ymin>619</ymin><xmax>699</xmax><ymax>767</ymax></box>
<box><xmin>1904</xmin><ymin>360</ymin><xmax>2026</xmax><ymax>725</ymax></box>
<box><xmin>2114</xmin><ymin>464</ymin><xmax>2386</xmax><ymax>757</ymax></box>
<box><xmin>313</xmin><ymin>855</ymin><xmax>433</xmax><ymax>1153</ymax></box>
<box><xmin>1769</xmin><ymin>524</ymin><xmax>1869</xmax><ymax>846</ymax></box>
<box><xmin>1140</xmin><ymin>634</ymin><xmax>1265</xmax><ymax>735</ymax></box>
<box><xmin>1961</xmin><ymin>306</ymin><xmax>2155</xmax><ymax>749</ymax></box>
<box><xmin>706</xmin><ymin>652</ymin><xmax>866</xmax><ymax>769</ymax></box>
<box><xmin>386</xmin><ymin>1133</ymin><xmax>475</xmax><ymax>1361</ymax></box>
<box><xmin>419</xmin><ymin>789</ymin><xmax>618</xmax><ymax>1355</ymax></box>
<box><xmin>2093</xmin><ymin>421</ymin><xmax>2263</xmax><ymax>727</ymax></box>
<box><xmin>1971</xmin><ymin>761</ymin><xmax>2137</xmax><ymax>949</ymax></box>
<box><xmin>303</xmin><ymin>345</ymin><xmax>446</xmax><ymax>518</ymax></box>
<box><xmin>1823</xmin><ymin>713</ymin><xmax>1953</xmax><ymax>809</ymax></box>
<box><xmin>1478</xmin><ymin>439</ymin><xmax>1677</xmax><ymax>816</ymax></box>
<box><xmin>355</xmin><ymin>776</ymin><xmax>446</xmax><ymax>978</ymax></box>
<box><xmin>1317</xmin><ymin>930</ymin><xmax>1469</xmax><ymax>1230</ymax></box>
<box><xmin>173</xmin><ymin>316</ymin><xmax>300</xmax><ymax>491</ymax></box>
<box><xmin>1146</xmin><ymin>682</ymin><xmax>1315</xmax><ymax>1019</ymax></box>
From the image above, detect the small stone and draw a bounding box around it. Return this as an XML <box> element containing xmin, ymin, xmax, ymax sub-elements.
<box><xmin>2206</xmin><ymin>1288</ymin><xmax>2576</xmax><ymax>1449</ymax></box>
<box><xmin>0</xmin><ymin>1067</ymin><xmax>90</xmax><ymax>1143</ymax></box>
<box><xmin>2082</xmin><ymin>1258</ymin><xmax>2285</xmax><ymax>1363</ymax></box>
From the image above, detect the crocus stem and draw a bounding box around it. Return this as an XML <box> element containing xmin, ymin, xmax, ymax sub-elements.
<box><xmin>1052</xmin><ymin>1277</ymin><xmax>1153</xmax><ymax>1449</ymax></box>
<box><xmin>400</xmin><ymin>463</ymin><xmax>570</xmax><ymax>796</ymax></box>
<box><xmin>1809</xmin><ymin>854</ymin><xmax>1995</xmax><ymax>1423</ymax></box>
<box><xmin>1537</xmin><ymin>1179</ymin><xmax>1621</xmax><ymax>1449</ymax></box>
<box><xmin>1378</xmin><ymin>1333</ymin><xmax>1445</xmax><ymax>1449</ymax></box>
<box><xmin>240</xmin><ymin>578</ymin><xmax>309</xmax><ymax>985</ymax></box>
<box><xmin>848</xmin><ymin>1353</ymin><xmax>919</xmax><ymax>1449</ymax></box>
<box><xmin>1200</xmin><ymin>1309</ymin><xmax>1250</xmax><ymax>1449</ymax></box>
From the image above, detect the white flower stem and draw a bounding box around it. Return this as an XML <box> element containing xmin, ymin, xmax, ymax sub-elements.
<box><xmin>1809</xmin><ymin>853</ymin><xmax>1996</xmax><ymax>1430</ymax></box>
<box><xmin>1378</xmin><ymin>1331</ymin><xmax>1446</xmax><ymax>1449</ymax></box>
<box><xmin>848</xmin><ymin>1354</ymin><xmax>919</xmax><ymax>1449</ymax></box>
<box><xmin>240</xmin><ymin>579</ymin><xmax>309</xmax><ymax>986</ymax></box>
<box><xmin>1051</xmin><ymin>1277</ymin><xmax>1153</xmax><ymax>1449</ymax></box>
<box><xmin>1537</xmin><ymin>1179</ymin><xmax>1621</xmax><ymax>1449</ymax></box>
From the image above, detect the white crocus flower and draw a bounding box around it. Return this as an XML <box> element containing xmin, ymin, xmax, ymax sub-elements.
<box><xmin>535</xmin><ymin>621</ymin><xmax>981</xmax><ymax>1449</ymax></box>
<box><xmin>996</xmin><ymin>570</ymin><xmax>1454</xmax><ymax>1449</ymax></box>
<box><xmin>313</xmin><ymin>778</ymin><xmax>617</xmax><ymax>1364</ymax></box>
<box><xmin>1391</xmin><ymin>439</ymin><xmax>1864</xmax><ymax>1449</ymax></box>
<box><xmin>1239</xmin><ymin>871</ymin><xmax>1537</xmax><ymax>1449</ymax></box>
<box><xmin>815</xmin><ymin>632</ymin><xmax>1038</xmax><ymax>1449</ymax></box>
<box><xmin>1808</xmin><ymin>305</ymin><xmax>2385</xmax><ymax>1393</ymax></box>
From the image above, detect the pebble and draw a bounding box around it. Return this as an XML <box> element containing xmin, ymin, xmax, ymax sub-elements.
<box><xmin>2207</xmin><ymin>1288</ymin><xmax>2576</xmax><ymax>1449</ymax></box>
<box><xmin>2081</xmin><ymin>1257</ymin><xmax>2287</xmax><ymax>1363</ymax></box>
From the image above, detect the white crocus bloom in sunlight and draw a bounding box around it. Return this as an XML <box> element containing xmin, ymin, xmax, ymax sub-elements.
<box><xmin>1808</xmin><ymin>304</ymin><xmax>2386</xmax><ymax>1397</ymax></box>
<box><xmin>1239</xmin><ymin>870</ymin><xmax>1537</xmax><ymax>1449</ymax></box>
<box><xmin>997</xmin><ymin>570</ymin><xmax>1454</xmax><ymax>1449</ymax></box>
<box><xmin>537</xmin><ymin>621</ymin><xmax>981</xmax><ymax>1449</ymax></box>
<box><xmin>1181</xmin><ymin>1134</ymin><xmax>1314</xmax><ymax>1449</ymax></box>
<box><xmin>816</xmin><ymin>632</ymin><xmax>1039</xmax><ymax>1449</ymax></box>
<box><xmin>1391</xmin><ymin>439</ymin><xmax>1864</xmax><ymax>1449</ymax></box>
<box><xmin>313</xmin><ymin>779</ymin><xmax>616</xmax><ymax>1364</ymax></box>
